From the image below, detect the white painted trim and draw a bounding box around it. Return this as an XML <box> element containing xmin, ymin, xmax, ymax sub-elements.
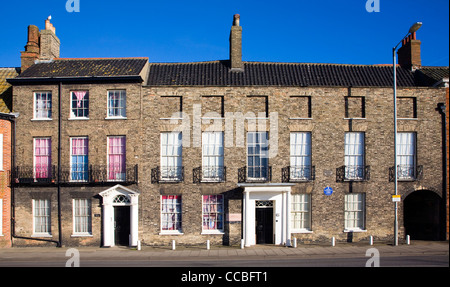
<box><xmin>99</xmin><ymin>185</ymin><xmax>140</xmax><ymax>247</ymax></box>
<box><xmin>242</xmin><ymin>184</ymin><xmax>292</xmax><ymax>247</ymax></box>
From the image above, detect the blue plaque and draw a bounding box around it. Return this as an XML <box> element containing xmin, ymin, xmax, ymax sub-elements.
<box><xmin>324</xmin><ymin>186</ymin><xmax>333</xmax><ymax>196</ymax></box>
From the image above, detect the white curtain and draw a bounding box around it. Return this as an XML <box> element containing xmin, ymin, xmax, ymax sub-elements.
<box><xmin>345</xmin><ymin>132</ymin><xmax>364</xmax><ymax>178</ymax></box>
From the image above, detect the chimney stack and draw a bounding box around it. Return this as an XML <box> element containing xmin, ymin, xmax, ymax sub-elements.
<box><xmin>39</xmin><ymin>16</ymin><xmax>60</xmax><ymax>61</ymax></box>
<box><xmin>230</xmin><ymin>14</ymin><xmax>243</xmax><ymax>71</ymax></box>
<box><xmin>20</xmin><ymin>25</ymin><xmax>40</xmax><ymax>71</ymax></box>
<box><xmin>397</xmin><ymin>32</ymin><xmax>422</xmax><ymax>71</ymax></box>
<box><xmin>20</xmin><ymin>17</ymin><xmax>61</xmax><ymax>71</ymax></box>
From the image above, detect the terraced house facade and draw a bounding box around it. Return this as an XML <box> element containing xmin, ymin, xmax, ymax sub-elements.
<box><xmin>6</xmin><ymin>16</ymin><xmax>449</xmax><ymax>248</ymax></box>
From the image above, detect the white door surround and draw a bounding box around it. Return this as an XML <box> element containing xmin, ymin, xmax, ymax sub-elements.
<box><xmin>238</xmin><ymin>183</ymin><xmax>294</xmax><ymax>247</ymax></box>
<box><xmin>99</xmin><ymin>185</ymin><xmax>140</xmax><ymax>247</ymax></box>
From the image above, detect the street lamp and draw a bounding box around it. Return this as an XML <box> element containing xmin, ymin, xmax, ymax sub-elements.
<box><xmin>392</xmin><ymin>22</ymin><xmax>422</xmax><ymax>246</ymax></box>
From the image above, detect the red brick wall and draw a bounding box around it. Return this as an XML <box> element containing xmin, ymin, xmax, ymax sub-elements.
<box><xmin>0</xmin><ymin>119</ymin><xmax>12</xmax><ymax>248</ymax></box>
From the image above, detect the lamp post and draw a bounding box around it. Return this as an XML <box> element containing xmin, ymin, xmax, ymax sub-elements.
<box><xmin>392</xmin><ymin>22</ymin><xmax>422</xmax><ymax>246</ymax></box>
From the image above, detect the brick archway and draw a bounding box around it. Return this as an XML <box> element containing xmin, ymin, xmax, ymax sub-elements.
<box><xmin>404</xmin><ymin>190</ymin><xmax>444</xmax><ymax>241</ymax></box>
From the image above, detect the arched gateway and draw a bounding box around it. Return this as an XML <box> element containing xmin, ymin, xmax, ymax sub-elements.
<box><xmin>404</xmin><ymin>190</ymin><xmax>443</xmax><ymax>241</ymax></box>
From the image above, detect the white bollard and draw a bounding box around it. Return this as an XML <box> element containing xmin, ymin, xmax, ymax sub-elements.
<box><xmin>369</xmin><ymin>236</ymin><xmax>373</xmax><ymax>246</ymax></box>
<box><xmin>240</xmin><ymin>239</ymin><xmax>245</xmax><ymax>249</ymax></box>
<box><xmin>406</xmin><ymin>235</ymin><xmax>410</xmax><ymax>245</ymax></box>
<box><xmin>293</xmin><ymin>238</ymin><xmax>297</xmax><ymax>248</ymax></box>
<box><xmin>137</xmin><ymin>240</ymin><xmax>141</xmax><ymax>251</ymax></box>
<box><xmin>172</xmin><ymin>240</ymin><xmax>176</xmax><ymax>250</ymax></box>
<box><xmin>331</xmin><ymin>237</ymin><xmax>336</xmax><ymax>247</ymax></box>
<box><xmin>207</xmin><ymin>240</ymin><xmax>210</xmax><ymax>250</ymax></box>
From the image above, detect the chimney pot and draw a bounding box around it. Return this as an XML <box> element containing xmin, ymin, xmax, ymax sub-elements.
<box><xmin>233</xmin><ymin>14</ymin><xmax>240</xmax><ymax>26</ymax></box>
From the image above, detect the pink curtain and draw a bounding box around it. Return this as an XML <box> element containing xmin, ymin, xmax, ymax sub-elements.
<box><xmin>108</xmin><ymin>137</ymin><xmax>126</xmax><ymax>180</ymax></box>
<box><xmin>35</xmin><ymin>138</ymin><xmax>51</xmax><ymax>178</ymax></box>
<box><xmin>72</xmin><ymin>138</ymin><xmax>88</xmax><ymax>155</ymax></box>
<box><xmin>73</xmin><ymin>91</ymin><xmax>87</xmax><ymax>108</ymax></box>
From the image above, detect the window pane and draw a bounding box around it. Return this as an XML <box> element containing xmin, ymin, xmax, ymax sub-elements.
<box><xmin>108</xmin><ymin>136</ymin><xmax>126</xmax><ymax>181</ymax></box>
<box><xmin>73</xmin><ymin>199</ymin><xmax>92</xmax><ymax>234</ymax></box>
<box><xmin>161</xmin><ymin>133</ymin><xmax>182</xmax><ymax>180</ymax></box>
<box><xmin>34</xmin><ymin>199</ymin><xmax>51</xmax><ymax>234</ymax></box>
<box><xmin>202</xmin><ymin>195</ymin><xmax>224</xmax><ymax>230</ymax></box>
<box><xmin>290</xmin><ymin>132</ymin><xmax>312</xmax><ymax>179</ymax></box>
<box><xmin>35</xmin><ymin>92</ymin><xmax>52</xmax><ymax>119</ymax></box>
<box><xmin>71</xmin><ymin>91</ymin><xmax>89</xmax><ymax>118</ymax></box>
<box><xmin>247</xmin><ymin>132</ymin><xmax>269</xmax><ymax>179</ymax></box>
<box><xmin>34</xmin><ymin>138</ymin><xmax>52</xmax><ymax>179</ymax></box>
<box><xmin>71</xmin><ymin>138</ymin><xmax>89</xmax><ymax>182</ymax></box>
<box><xmin>344</xmin><ymin>132</ymin><xmax>364</xmax><ymax>179</ymax></box>
<box><xmin>161</xmin><ymin>195</ymin><xmax>182</xmax><ymax>231</ymax></box>
<box><xmin>108</xmin><ymin>90</ymin><xmax>126</xmax><ymax>117</ymax></box>
<box><xmin>291</xmin><ymin>194</ymin><xmax>311</xmax><ymax>230</ymax></box>
<box><xmin>345</xmin><ymin>193</ymin><xmax>365</xmax><ymax>230</ymax></box>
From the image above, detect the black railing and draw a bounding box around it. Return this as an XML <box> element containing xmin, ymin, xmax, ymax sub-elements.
<box><xmin>238</xmin><ymin>166</ymin><xmax>272</xmax><ymax>183</ymax></box>
<box><xmin>336</xmin><ymin>165</ymin><xmax>370</xmax><ymax>182</ymax></box>
<box><xmin>282</xmin><ymin>166</ymin><xmax>315</xmax><ymax>182</ymax></box>
<box><xmin>13</xmin><ymin>165</ymin><xmax>138</xmax><ymax>185</ymax></box>
<box><xmin>193</xmin><ymin>166</ymin><xmax>226</xmax><ymax>183</ymax></box>
<box><xmin>389</xmin><ymin>165</ymin><xmax>423</xmax><ymax>182</ymax></box>
<box><xmin>151</xmin><ymin>166</ymin><xmax>184</xmax><ymax>183</ymax></box>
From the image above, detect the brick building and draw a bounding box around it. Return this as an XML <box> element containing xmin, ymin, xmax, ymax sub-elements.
<box><xmin>6</xmin><ymin>16</ymin><xmax>449</xmax><ymax>248</ymax></box>
<box><xmin>0</xmin><ymin>67</ymin><xmax>19</xmax><ymax>248</ymax></box>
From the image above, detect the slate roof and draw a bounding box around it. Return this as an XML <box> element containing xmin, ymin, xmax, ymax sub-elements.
<box><xmin>16</xmin><ymin>58</ymin><xmax>148</xmax><ymax>79</ymax></box>
<box><xmin>8</xmin><ymin>58</ymin><xmax>449</xmax><ymax>88</ymax></box>
<box><xmin>415</xmin><ymin>66</ymin><xmax>449</xmax><ymax>86</ymax></box>
<box><xmin>0</xmin><ymin>68</ymin><xmax>19</xmax><ymax>113</ymax></box>
<box><xmin>146</xmin><ymin>60</ymin><xmax>424</xmax><ymax>87</ymax></box>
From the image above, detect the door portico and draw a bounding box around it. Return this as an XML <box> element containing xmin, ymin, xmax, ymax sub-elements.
<box><xmin>239</xmin><ymin>183</ymin><xmax>294</xmax><ymax>247</ymax></box>
<box><xmin>99</xmin><ymin>185</ymin><xmax>140</xmax><ymax>247</ymax></box>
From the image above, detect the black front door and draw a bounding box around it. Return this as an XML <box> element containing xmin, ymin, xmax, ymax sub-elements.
<box><xmin>256</xmin><ymin>208</ymin><xmax>274</xmax><ymax>244</ymax></box>
<box><xmin>114</xmin><ymin>206</ymin><xmax>130</xmax><ymax>246</ymax></box>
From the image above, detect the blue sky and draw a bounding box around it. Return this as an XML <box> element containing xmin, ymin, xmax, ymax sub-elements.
<box><xmin>1</xmin><ymin>0</ymin><xmax>448</xmax><ymax>67</ymax></box>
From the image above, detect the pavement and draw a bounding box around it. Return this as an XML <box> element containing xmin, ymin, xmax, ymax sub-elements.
<box><xmin>0</xmin><ymin>240</ymin><xmax>448</xmax><ymax>262</ymax></box>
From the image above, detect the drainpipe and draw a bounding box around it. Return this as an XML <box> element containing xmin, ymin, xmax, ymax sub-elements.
<box><xmin>1</xmin><ymin>113</ymin><xmax>60</xmax><ymax>246</ymax></box>
<box><xmin>56</xmin><ymin>82</ymin><xmax>63</xmax><ymax>247</ymax></box>
<box><xmin>437</xmin><ymin>103</ymin><xmax>447</xmax><ymax>241</ymax></box>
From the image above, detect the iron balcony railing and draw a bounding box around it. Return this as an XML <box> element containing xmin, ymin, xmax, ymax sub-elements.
<box><xmin>282</xmin><ymin>166</ymin><xmax>315</xmax><ymax>182</ymax></box>
<box><xmin>13</xmin><ymin>165</ymin><xmax>138</xmax><ymax>185</ymax></box>
<box><xmin>336</xmin><ymin>165</ymin><xmax>371</xmax><ymax>182</ymax></box>
<box><xmin>389</xmin><ymin>165</ymin><xmax>423</xmax><ymax>182</ymax></box>
<box><xmin>238</xmin><ymin>166</ymin><xmax>272</xmax><ymax>183</ymax></box>
<box><xmin>151</xmin><ymin>166</ymin><xmax>184</xmax><ymax>183</ymax></box>
<box><xmin>193</xmin><ymin>166</ymin><xmax>227</xmax><ymax>183</ymax></box>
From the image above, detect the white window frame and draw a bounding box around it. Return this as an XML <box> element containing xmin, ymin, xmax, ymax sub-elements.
<box><xmin>344</xmin><ymin>132</ymin><xmax>365</xmax><ymax>180</ymax></box>
<box><xmin>247</xmin><ymin>132</ymin><xmax>269</xmax><ymax>180</ymax></box>
<box><xmin>72</xmin><ymin>199</ymin><xmax>92</xmax><ymax>236</ymax></box>
<box><xmin>290</xmin><ymin>132</ymin><xmax>312</xmax><ymax>180</ymax></box>
<box><xmin>160</xmin><ymin>132</ymin><xmax>183</xmax><ymax>181</ymax></box>
<box><xmin>160</xmin><ymin>195</ymin><xmax>183</xmax><ymax>234</ymax></box>
<box><xmin>33</xmin><ymin>137</ymin><xmax>52</xmax><ymax>180</ymax></box>
<box><xmin>70</xmin><ymin>91</ymin><xmax>89</xmax><ymax>119</ymax></box>
<box><xmin>291</xmin><ymin>194</ymin><xmax>312</xmax><ymax>233</ymax></box>
<box><xmin>70</xmin><ymin>137</ymin><xmax>89</xmax><ymax>182</ymax></box>
<box><xmin>107</xmin><ymin>90</ymin><xmax>127</xmax><ymax>119</ymax></box>
<box><xmin>344</xmin><ymin>193</ymin><xmax>366</xmax><ymax>232</ymax></box>
<box><xmin>202</xmin><ymin>195</ymin><xmax>225</xmax><ymax>234</ymax></box>
<box><xmin>33</xmin><ymin>91</ymin><xmax>52</xmax><ymax>120</ymax></box>
<box><xmin>32</xmin><ymin>199</ymin><xmax>52</xmax><ymax>237</ymax></box>
<box><xmin>202</xmin><ymin>132</ymin><xmax>224</xmax><ymax>182</ymax></box>
<box><xmin>397</xmin><ymin>132</ymin><xmax>416</xmax><ymax>180</ymax></box>
<box><xmin>107</xmin><ymin>136</ymin><xmax>126</xmax><ymax>182</ymax></box>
